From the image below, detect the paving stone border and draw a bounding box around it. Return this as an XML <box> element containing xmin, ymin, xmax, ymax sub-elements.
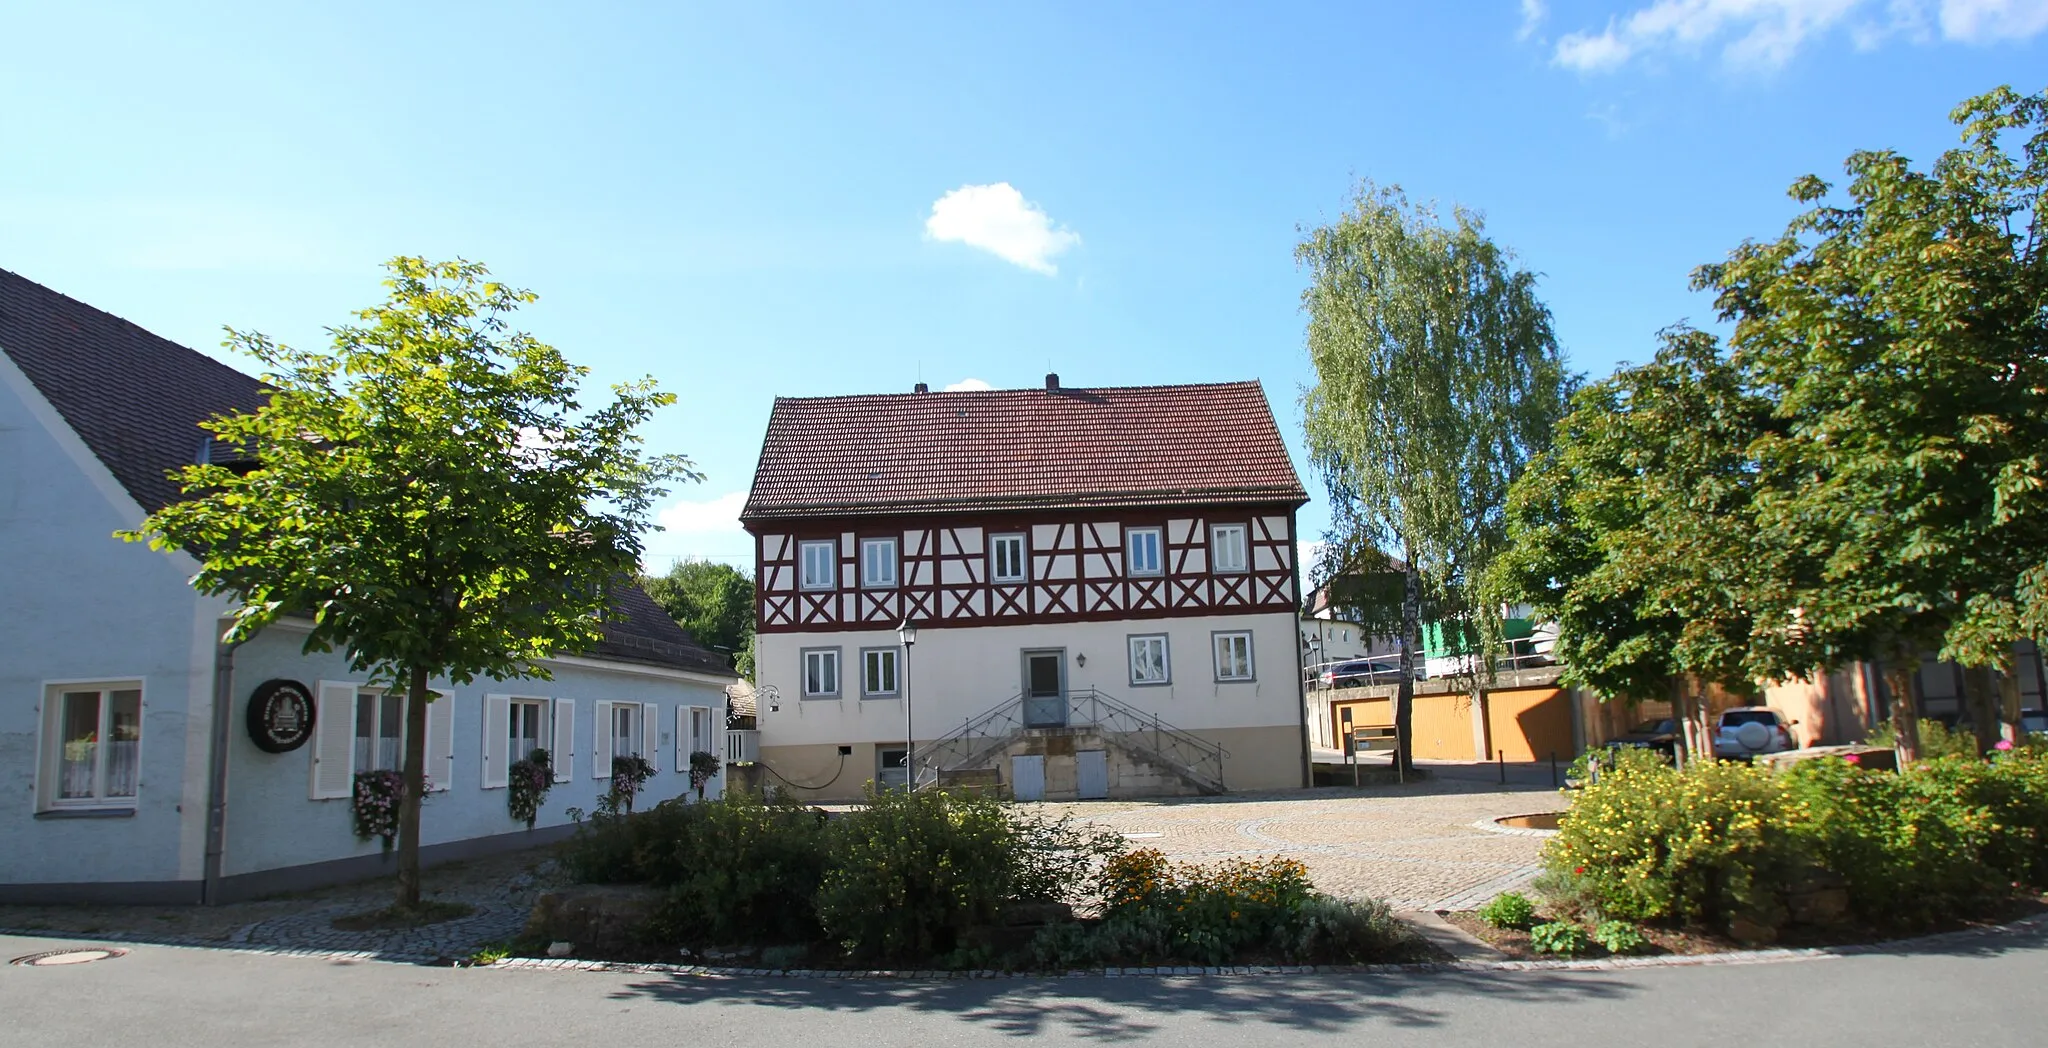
<box><xmin>10</xmin><ymin>910</ymin><xmax>2043</xmax><ymax>979</ymax></box>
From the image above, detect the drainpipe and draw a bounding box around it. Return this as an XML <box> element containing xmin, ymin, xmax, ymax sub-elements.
<box><xmin>201</xmin><ymin>629</ymin><xmax>246</xmax><ymax>905</ymax></box>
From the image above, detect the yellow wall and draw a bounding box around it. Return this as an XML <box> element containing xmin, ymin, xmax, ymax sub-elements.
<box><xmin>1483</xmin><ymin>688</ymin><xmax>1573</xmax><ymax>762</ymax></box>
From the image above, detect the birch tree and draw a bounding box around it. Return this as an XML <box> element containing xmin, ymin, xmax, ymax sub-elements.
<box><xmin>1300</xmin><ymin>182</ymin><xmax>1572</xmax><ymax>773</ymax></box>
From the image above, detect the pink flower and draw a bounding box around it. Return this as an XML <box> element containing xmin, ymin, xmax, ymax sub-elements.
<box><xmin>1995</xmin><ymin>740</ymin><xmax>2014</xmax><ymax>751</ymax></box>
<box><xmin>1843</xmin><ymin>754</ymin><xmax>1860</xmax><ymax>765</ymax></box>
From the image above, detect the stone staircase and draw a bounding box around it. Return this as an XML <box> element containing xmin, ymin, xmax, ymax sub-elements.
<box><xmin>917</xmin><ymin>688</ymin><xmax>1229</xmax><ymax>799</ymax></box>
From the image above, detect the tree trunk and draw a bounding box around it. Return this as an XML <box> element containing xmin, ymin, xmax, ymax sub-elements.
<box><xmin>1964</xmin><ymin>665</ymin><xmax>2000</xmax><ymax>754</ymax></box>
<box><xmin>1997</xmin><ymin>665</ymin><xmax>2024</xmax><ymax>748</ymax></box>
<box><xmin>1669</xmin><ymin>676</ymin><xmax>1691</xmax><ymax>770</ymax></box>
<box><xmin>1882</xmin><ymin>660</ymin><xmax>1923</xmax><ymax>765</ymax></box>
<box><xmin>395</xmin><ymin>664</ymin><xmax>430</xmax><ymax>910</ymax></box>
<box><xmin>1395</xmin><ymin>557</ymin><xmax>1419</xmax><ymax>777</ymax></box>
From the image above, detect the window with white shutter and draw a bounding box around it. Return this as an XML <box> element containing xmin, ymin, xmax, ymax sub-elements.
<box><xmin>482</xmin><ymin>694</ymin><xmax>512</xmax><ymax>789</ymax></box>
<box><xmin>309</xmin><ymin>681</ymin><xmax>359</xmax><ymax>800</ymax></box>
<box><xmin>592</xmin><ymin>701</ymin><xmax>614</xmax><ymax>779</ymax></box>
<box><xmin>641</xmin><ymin>703</ymin><xmax>659</xmax><ymax>771</ymax></box>
<box><xmin>551</xmin><ymin>698</ymin><xmax>576</xmax><ymax>783</ymax></box>
<box><xmin>427</xmin><ymin>693</ymin><xmax>455</xmax><ymax>792</ymax></box>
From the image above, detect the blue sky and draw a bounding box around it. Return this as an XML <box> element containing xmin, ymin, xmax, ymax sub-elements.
<box><xmin>5</xmin><ymin>1</ymin><xmax>2045</xmax><ymax>570</ymax></box>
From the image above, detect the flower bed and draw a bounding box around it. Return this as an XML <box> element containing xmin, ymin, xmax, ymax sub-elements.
<box><xmin>541</xmin><ymin>788</ymin><xmax>1434</xmax><ymax>970</ymax></box>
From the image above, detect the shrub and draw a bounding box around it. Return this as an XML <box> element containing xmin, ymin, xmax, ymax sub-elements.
<box><xmin>815</xmin><ymin>787</ymin><xmax>1028</xmax><ymax>960</ymax></box>
<box><xmin>1931</xmin><ymin>749</ymin><xmax>2048</xmax><ymax>889</ymax></box>
<box><xmin>1543</xmin><ymin>747</ymin><xmax>1807</xmax><ymax>931</ymax></box>
<box><xmin>656</xmin><ymin>791</ymin><xmax>832</xmax><ymax>944</ymax></box>
<box><xmin>1478</xmin><ymin>891</ymin><xmax>1537</xmax><ymax>930</ymax></box>
<box><xmin>1099</xmin><ymin>848</ymin><xmax>1321</xmax><ymax>965</ymax></box>
<box><xmin>1529</xmin><ymin>867</ymin><xmax>1604</xmax><ymax>922</ymax></box>
<box><xmin>1591</xmin><ymin>920</ymin><xmax>1647</xmax><ymax>955</ymax></box>
<box><xmin>1528</xmin><ymin>920</ymin><xmax>1591</xmax><ymax>956</ymax></box>
<box><xmin>1281</xmin><ymin>896</ymin><xmax>1423</xmax><ymax>963</ymax></box>
<box><xmin>1865</xmin><ymin>720</ymin><xmax>1982</xmax><ymax>760</ymax></box>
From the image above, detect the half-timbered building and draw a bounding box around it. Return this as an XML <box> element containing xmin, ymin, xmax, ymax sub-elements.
<box><xmin>741</xmin><ymin>375</ymin><xmax>1310</xmax><ymax>801</ymax></box>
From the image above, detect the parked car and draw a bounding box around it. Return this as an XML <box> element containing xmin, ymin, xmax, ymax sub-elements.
<box><xmin>1317</xmin><ymin>657</ymin><xmax>1407</xmax><ymax>688</ymax></box>
<box><xmin>1611</xmin><ymin>718</ymin><xmax>1679</xmax><ymax>755</ymax></box>
<box><xmin>1714</xmin><ymin>707</ymin><xmax>1799</xmax><ymax>760</ymax></box>
<box><xmin>2023</xmin><ymin>709</ymin><xmax>2048</xmax><ymax>737</ymax></box>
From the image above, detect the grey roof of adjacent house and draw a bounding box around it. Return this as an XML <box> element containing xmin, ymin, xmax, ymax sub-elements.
<box><xmin>0</xmin><ymin>266</ymin><xmax>731</xmax><ymax>678</ymax></box>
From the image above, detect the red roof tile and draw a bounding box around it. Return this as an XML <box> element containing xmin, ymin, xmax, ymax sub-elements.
<box><xmin>741</xmin><ymin>380</ymin><xmax>1307</xmax><ymax>521</ymax></box>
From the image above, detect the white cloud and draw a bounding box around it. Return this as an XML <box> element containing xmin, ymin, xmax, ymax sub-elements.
<box><xmin>924</xmin><ymin>182</ymin><xmax>1080</xmax><ymax>275</ymax></box>
<box><xmin>656</xmin><ymin>490</ymin><xmax>747</xmax><ymax>536</ymax></box>
<box><xmin>1555</xmin><ymin>24</ymin><xmax>1635</xmax><ymax>69</ymax></box>
<box><xmin>1550</xmin><ymin>0</ymin><xmax>2048</xmax><ymax>73</ymax></box>
<box><xmin>1519</xmin><ymin>0</ymin><xmax>1550</xmax><ymax>39</ymax></box>
<box><xmin>943</xmin><ymin>377</ymin><xmax>993</xmax><ymax>392</ymax></box>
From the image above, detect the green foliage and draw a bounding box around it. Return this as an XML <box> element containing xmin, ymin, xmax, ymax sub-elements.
<box><xmin>1544</xmin><ymin>748</ymin><xmax>1807</xmax><ymax>930</ymax></box>
<box><xmin>559</xmin><ymin>791</ymin><xmax>830</xmax><ymax>943</ymax></box>
<box><xmin>640</xmin><ymin>559</ymin><xmax>754</xmax><ymax>674</ymax></box>
<box><xmin>1477</xmin><ymin>891</ymin><xmax>1537</xmax><ymax>930</ymax></box>
<box><xmin>1695</xmin><ymin>86</ymin><xmax>2048</xmax><ymax>671</ymax></box>
<box><xmin>604</xmin><ymin>755</ymin><xmax>656</xmax><ymax>814</ymax></box>
<box><xmin>815</xmin><ymin>787</ymin><xmax>1022</xmax><ymax>960</ymax></box>
<box><xmin>1099</xmin><ymin>848</ymin><xmax>1319</xmax><ymax>965</ymax></box>
<box><xmin>464</xmin><ymin>941</ymin><xmax>512</xmax><ymax>966</ymax></box>
<box><xmin>1865</xmin><ymin>720</ymin><xmax>1982</xmax><ymax>760</ymax></box>
<box><xmin>1783</xmin><ymin>758</ymin><xmax>1998</xmax><ymax>928</ymax></box>
<box><xmin>1529</xmin><ymin>920</ymin><xmax>1592</xmax><ymax>956</ymax></box>
<box><xmin>1488</xmin><ymin>328</ymin><xmax>1790</xmax><ymax>701</ymax></box>
<box><xmin>1591</xmin><ymin>920</ymin><xmax>1648</xmax><ymax>956</ymax></box>
<box><xmin>1552</xmin><ymin>747</ymin><xmax>2048</xmax><ymax>935</ymax></box>
<box><xmin>121</xmin><ymin>258</ymin><xmax>697</xmax><ymax>905</ymax></box>
<box><xmin>1299</xmin><ymin>180</ymin><xmax>1575</xmax><ymax>767</ymax></box>
<box><xmin>688</xmin><ymin>750</ymin><xmax>721</xmax><ymax>796</ymax></box>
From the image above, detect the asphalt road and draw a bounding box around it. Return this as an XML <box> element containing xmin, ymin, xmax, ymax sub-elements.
<box><xmin>4</xmin><ymin>928</ymin><xmax>2043</xmax><ymax>1047</ymax></box>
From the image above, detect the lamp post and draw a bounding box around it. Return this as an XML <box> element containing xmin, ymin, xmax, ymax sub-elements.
<box><xmin>897</xmin><ymin>619</ymin><xmax>918</xmax><ymax>791</ymax></box>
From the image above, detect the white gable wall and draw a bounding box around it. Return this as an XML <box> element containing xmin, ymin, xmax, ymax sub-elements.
<box><xmin>0</xmin><ymin>349</ymin><xmax>221</xmax><ymax>895</ymax></box>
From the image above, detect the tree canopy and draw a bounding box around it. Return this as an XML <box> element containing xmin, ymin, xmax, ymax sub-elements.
<box><xmin>642</xmin><ymin>558</ymin><xmax>755</xmax><ymax>676</ymax></box>
<box><xmin>127</xmin><ymin>257</ymin><xmax>698</xmax><ymax>906</ymax></box>
<box><xmin>1299</xmin><ymin>181</ymin><xmax>1574</xmax><ymax>768</ymax></box>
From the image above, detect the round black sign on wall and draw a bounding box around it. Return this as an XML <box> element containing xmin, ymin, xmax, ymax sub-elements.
<box><xmin>247</xmin><ymin>679</ymin><xmax>316</xmax><ymax>753</ymax></box>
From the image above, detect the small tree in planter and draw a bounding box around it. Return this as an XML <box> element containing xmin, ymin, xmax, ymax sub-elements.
<box><xmin>606</xmin><ymin>754</ymin><xmax>656</xmax><ymax>814</ymax></box>
<box><xmin>508</xmin><ymin>748</ymin><xmax>554</xmax><ymax>829</ymax></box>
<box><xmin>688</xmin><ymin>750</ymin><xmax>720</xmax><ymax>800</ymax></box>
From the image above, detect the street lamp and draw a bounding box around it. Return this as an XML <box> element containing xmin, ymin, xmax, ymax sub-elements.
<box><xmin>897</xmin><ymin>619</ymin><xmax>918</xmax><ymax>790</ymax></box>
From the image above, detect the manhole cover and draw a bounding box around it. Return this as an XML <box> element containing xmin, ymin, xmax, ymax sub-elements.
<box><xmin>10</xmin><ymin>948</ymin><xmax>128</xmax><ymax>967</ymax></box>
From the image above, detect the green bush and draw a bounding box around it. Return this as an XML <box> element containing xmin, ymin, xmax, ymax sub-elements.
<box><xmin>1099</xmin><ymin>848</ymin><xmax>1318</xmax><ymax>965</ymax></box>
<box><xmin>1543</xmin><ymin>747</ymin><xmax>1807</xmax><ymax>930</ymax></box>
<box><xmin>1280</xmin><ymin>896</ymin><xmax>1421</xmax><ymax>964</ymax></box>
<box><xmin>1865</xmin><ymin>720</ymin><xmax>1983</xmax><ymax>760</ymax></box>
<box><xmin>1782</xmin><ymin>757</ymin><xmax>1998</xmax><ymax>929</ymax></box>
<box><xmin>1930</xmin><ymin>749</ymin><xmax>2048</xmax><ymax>889</ymax></box>
<box><xmin>1478</xmin><ymin>891</ymin><xmax>1537</xmax><ymax>930</ymax></box>
<box><xmin>1591</xmin><ymin>920</ymin><xmax>1647</xmax><ymax>955</ymax></box>
<box><xmin>816</xmin><ymin>787</ymin><xmax>1057</xmax><ymax>960</ymax></box>
<box><xmin>1528</xmin><ymin>920</ymin><xmax>1591</xmax><ymax>955</ymax></box>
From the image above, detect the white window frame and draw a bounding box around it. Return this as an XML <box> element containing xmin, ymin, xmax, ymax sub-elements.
<box><xmin>861</xmin><ymin>647</ymin><xmax>900</xmax><ymax>697</ymax></box>
<box><xmin>353</xmin><ymin>688</ymin><xmax>410</xmax><ymax>773</ymax></box>
<box><xmin>989</xmin><ymin>532</ymin><xmax>1027</xmax><ymax>584</ymax></box>
<box><xmin>1128</xmin><ymin>634</ymin><xmax>1171</xmax><ymax>687</ymax></box>
<box><xmin>802</xmin><ymin>647</ymin><xmax>842</xmax><ymax>699</ymax></box>
<box><xmin>38</xmin><ymin>679</ymin><xmax>144</xmax><ymax>811</ymax></box>
<box><xmin>509</xmin><ymin>697</ymin><xmax>550</xmax><ymax>764</ymax></box>
<box><xmin>799</xmin><ymin>539</ymin><xmax>838</xmax><ymax>591</ymax></box>
<box><xmin>610</xmin><ymin>703</ymin><xmax>643</xmax><ymax>762</ymax></box>
<box><xmin>1213</xmin><ymin>631</ymin><xmax>1255</xmax><ymax>682</ymax></box>
<box><xmin>1211</xmin><ymin>524</ymin><xmax>1249</xmax><ymax>574</ymax></box>
<box><xmin>860</xmin><ymin>537</ymin><xmax>898</xmax><ymax>589</ymax></box>
<box><xmin>1126</xmin><ymin>527</ymin><xmax>1163</xmax><ymax>577</ymax></box>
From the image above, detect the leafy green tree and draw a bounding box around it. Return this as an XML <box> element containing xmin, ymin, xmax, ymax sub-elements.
<box><xmin>1300</xmin><ymin>181</ymin><xmax>1573</xmax><ymax>771</ymax></box>
<box><xmin>1489</xmin><ymin>329</ymin><xmax>1791</xmax><ymax>760</ymax></box>
<box><xmin>641</xmin><ymin>558</ymin><xmax>755</xmax><ymax>675</ymax></box>
<box><xmin>1698</xmin><ymin>85</ymin><xmax>2048</xmax><ymax>756</ymax></box>
<box><xmin>126</xmin><ymin>258</ymin><xmax>697</xmax><ymax>908</ymax></box>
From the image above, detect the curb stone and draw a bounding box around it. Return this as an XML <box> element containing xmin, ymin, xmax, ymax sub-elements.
<box><xmin>6</xmin><ymin>911</ymin><xmax>2045</xmax><ymax>979</ymax></box>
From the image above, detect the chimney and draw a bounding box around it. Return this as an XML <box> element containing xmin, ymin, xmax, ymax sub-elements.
<box><xmin>1045</xmin><ymin>372</ymin><xmax>1060</xmax><ymax>391</ymax></box>
<box><xmin>913</xmin><ymin>381</ymin><xmax>929</xmax><ymax>394</ymax></box>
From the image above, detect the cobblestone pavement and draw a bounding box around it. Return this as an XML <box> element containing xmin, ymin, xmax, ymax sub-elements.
<box><xmin>0</xmin><ymin>848</ymin><xmax>567</xmax><ymax>962</ymax></box>
<box><xmin>1041</xmin><ymin>772</ymin><xmax>1566</xmax><ymax>911</ymax></box>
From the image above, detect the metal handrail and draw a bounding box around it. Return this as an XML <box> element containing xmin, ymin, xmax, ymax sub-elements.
<box><xmin>914</xmin><ymin>686</ymin><xmax>1228</xmax><ymax>794</ymax></box>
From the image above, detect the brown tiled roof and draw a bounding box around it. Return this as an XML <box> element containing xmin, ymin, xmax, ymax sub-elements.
<box><xmin>0</xmin><ymin>267</ymin><xmax>269</xmax><ymax>514</ymax></box>
<box><xmin>0</xmin><ymin>267</ymin><xmax>734</xmax><ymax>679</ymax></box>
<box><xmin>742</xmin><ymin>380</ymin><xmax>1307</xmax><ymax>521</ymax></box>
